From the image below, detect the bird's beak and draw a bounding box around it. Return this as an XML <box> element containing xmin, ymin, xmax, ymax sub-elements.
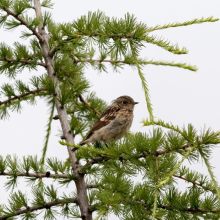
<box><xmin>134</xmin><ymin>102</ymin><xmax>139</xmax><ymax>105</ymax></box>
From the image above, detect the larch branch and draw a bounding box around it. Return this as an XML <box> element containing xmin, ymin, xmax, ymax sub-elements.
<box><xmin>0</xmin><ymin>197</ymin><xmax>77</xmax><ymax>220</ymax></box>
<box><xmin>78</xmin><ymin>94</ymin><xmax>101</xmax><ymax>116</ymax></box>
<box><xmin>0</xmin><ymin>88</ymin><xmax>47</xmax><ymax>106</ymax></box>
<box><xmin>159</xmin><ymin>204</ymin><xmax>220</xmax><ymax>214</ymax></box>
<box><xmin>173</xmin><ymin>174</ymin><xmax>215</xmax><ymax>192</ymax></box>
<box><xmin>83</xmin><ymin>144</ymin><xmax>191</xmax><ymax>168</ymax></box>
<box><xmin>0</xmin><ymin>171</ymin><xmax>69</xmax><ymax>179</ymax></box>
<box><xmin>134</xmin><ymin>200</ymin><xmax>220</xmax><ymax>215</ymax></box>
<box><xmin>0</xmin><ymin>57</ymin><xmax>46</xmax><ymax>67</ymax></box>
<box><xmin>2</xmin><ymin>8</ymin><xmax>43</xmax><ymax>41</ymax></box>
<box><xmin>139</xmin><ymin>144</ymin><xmax>191</xmax><ymax>157</ymax></box>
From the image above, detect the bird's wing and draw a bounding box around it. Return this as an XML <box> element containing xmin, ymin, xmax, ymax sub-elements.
<box><xmin>84</xmin><ymin>106</ymin><xmax>120</xmax><ymax>140</ymax></box>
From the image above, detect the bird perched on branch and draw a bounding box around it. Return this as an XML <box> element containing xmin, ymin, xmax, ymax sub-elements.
<box><xmin>79</xmin><ymin>96</ymin><xmax>138</xmax><ymax>146</ymax></box>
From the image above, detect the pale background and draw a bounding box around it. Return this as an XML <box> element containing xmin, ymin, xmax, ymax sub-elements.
<box><xmin>0</xmin><ymin>0</ymin><xmax>220</xmax><ymax>219</ymax></box>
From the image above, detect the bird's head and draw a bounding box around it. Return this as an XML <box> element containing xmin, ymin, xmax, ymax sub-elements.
<box><xmin>113</xmin><ymin>96</ymin><xmax>138</xmax><ymax>110</ymax></box>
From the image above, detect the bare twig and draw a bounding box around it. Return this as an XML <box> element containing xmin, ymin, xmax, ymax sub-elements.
<box><xmin>0</xmin><ymin>88</ymin><xmax>47</xmax><ymax>106</ymax></box>
<box><xmin>0</xmin><ymin>58</ymin><xmax>46</xmax><ymax>67</ymax></box>
<box><xmin>0</xmin><ymin>197</ymin><xmax>77</xmax><ymax>220</ymax></box>
<box><xmin>78</xmin><ymin>94</ymin><xmax>101</xmax><ymax>116</ymax></box>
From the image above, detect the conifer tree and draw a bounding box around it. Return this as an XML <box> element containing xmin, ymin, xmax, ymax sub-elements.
<box><xmin>0</xmin><ymin>0</ymin><xmax>219</xmax><ymax>219</ymax></box>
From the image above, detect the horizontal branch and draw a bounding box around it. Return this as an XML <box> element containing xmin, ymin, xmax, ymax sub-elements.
<box><xmin>139</xmin><ymin>144</ymin><xmax>191</xmax><ymax>157</ymax></box>
<box><xmin>130</xmin><ymin>199</ymin><xmax>220</xmax><ymax>217</ymax></box>
<box><xmin>0</xmin><ymin>197</ymin><xmax>77</xmax><ymax>220</ymax></box>
<box><xmin>82</xmin><ymin>144</ymin><xmax>191</xmax><ymax>168</ymax></box>
<box><xmin>3</xmin><ymin>8</ymin><xmax>43</xmax><ymax>41</ymax></box>
<box><xmin>48</xmin><ymin>31</ymin><xmax>155</xmax><ymax>57</ymax></box>
<box><xmin>0</xmin><ymin>88</ymin><xmax>47</xmax><ymax>106</ymax></box>
<box><xmin>47</xmin><ymin>16</ymin><xmax>218</xmax><ymax>57</ymax></box>
<box><xmin>73</xmin><ymin>58</ymin><xmax>196</xmax><ymax>71</ymax></box>
<box><xmin>133</xmin><ymin>199</ymin><xmax>220</xmax><ymax>215</ymax></box>
<box><xmin>160</xmin><ymin>204</ymin><xmax>220</xmax><ymax>214</ymax></box>
<box><xmin>59</xmin><ymin>141</ymin><xmax>192</xmax><ymax>168</ymax></box>
<box><xmin>0</xmin><ymin>171</ymin><xmax>69</xmax><ymax>179</ymax></box>
<box><xmin>0</xmin><ymin>57</ymin><xmax>46</xmax><ymax>67</ymax></box>
<box><xmin>87</xmin><ymin>184</ymin><xmax>96</xmax><ymax>189</ymax></box>
<box><xmin>84</xmin><ymin>156</ymin><xmax>109</xmax><ymax>167</ymax></box>
<box><xmin>78</xmin><ymin>94</ymin><xmax>101</xmax><ymax>116</ymax></box>
<box><xmin>173</xmin><ymin>174</ymin><xmax>215</xmax><ymax>192</ymax></box>
<box><xmin>146</xmin><ymin>16</ymin><xmax>219</xmax><ymax>32</ymax></box>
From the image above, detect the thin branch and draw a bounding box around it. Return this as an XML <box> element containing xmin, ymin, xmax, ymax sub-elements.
<box><xmin>48</xmin><ymin>29</ymin><xmax>135</xmax><ymax>57</ymax></box>
<box><xmin>130</xmin><ymin>41</ymin><xmax>154</xmax><ymax>121</ymax></box>
<box><xmin>0</xmin><ymin>88</ymin><xmax>47</xmax><ymax>106</ymax></box>
<box><xmin>40</xmin><ymin>102</ymin><xmax>55</xmax><ymax>167</ymax></box>
<box><xmin>146</xmin><ymin>16</ymin><xmax>219</xmax><ymax>32</ymax></box>
<box><xmin>48</xmin><ymin>54</ymin><xmax>196</xmax><ymax>72</ymax></box>
<box><xmin>2</xmin><ymin>8</ymin><xmax>43</xmax><ymax>41</ymax></box>
<box><xmin>66</xmin><ymin>78</ymin><xmax>101</xmax><ymax>117</ymax></box>
<box><xmin>139</xmin><ymin>144</ymin><xmax>190</xmax><ymax>157</ymax></box>
<box><xmin>58</xmin><ymin>142</ymin><xmax>191</xmax><ymax>168</ymax></box>
<box><xmin>87</xmin><ymin>184</ymin><xmax>97</xmax><ymax>189</ymax></box>
<box><xmin>143</xmin><ymin>35</ymin><xmax>188</xmax><ymax>55</ymax></box>
<box><xmin>81</xmin><ymin>144</ymin><xmax>191</xmax><ymax>168</ymax></box>
<box><xmin>75</xmin><ymin>59</ymin><xmax>196</xmax><ymax>71</ymax></box>
<box><xmin>0</xmin><ymin>197</ymin><xmax>77</xmax><ymax>220</ymax></box>
<box><xmin>155</xmin><ymin>155</ymin><xmax>160</xmax><ymax>182</ymax></box>
<box><xmin>152</xmin><ymin>156</ymin><xmax>160</xmax><ymax>219</ymax></box>
<box><xmin>78</xmin><ymin>94</ymin><xmax>101</xmax><ymax>116</ymax></box>
<box><xmin>159</xmin><ymin>204</ymin><xmax>220</xmax><ymax>214</ymax></box>
<box><xmin>84</xmin><ymin>156</ymin><xmax>109</xmax><ymax>167</ymax></box>
<box><xmin>134</xmin><ymin>200</ymin><xmax>220</xmax><ymax>215</ymax></box>
<box><xmin>157</xmin><ymin>144</ymin><xmax>197</xmax><ymax>188</ymax></box>
<box><xmin>0</xmin><ymin>171</ymin><xmax>69</xmax><ymax>179</ymax></box>
<box><xmin>202</xmin><ymin>155</ymin><xmax>220</xmax><ymax>203</ymax></box>
<box><xmin>0</xmin><ymin>57</ymin><xmax>46</xmax><ymax>67</ymax></box>
<box><xmin>173</xmin><ymin>174</ymin><xmax>215</xmax><ymax>192</ymax></box>
<box><xmin>48</xmin><ymin>46</ymin><xmax>59</xmax><ymax>57</ymax></box>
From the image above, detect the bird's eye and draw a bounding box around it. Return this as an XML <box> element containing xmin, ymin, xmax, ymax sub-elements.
<box><xmin>122</xmin><ymin>100</ymin><xmax>128</xmax><ymax>104</ymax></box>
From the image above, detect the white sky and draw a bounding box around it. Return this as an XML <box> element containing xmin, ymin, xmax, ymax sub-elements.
<box><xmin>0</xmin><ymin>1</ymin><xmax>220</xmax><ymax>219</ymax></box>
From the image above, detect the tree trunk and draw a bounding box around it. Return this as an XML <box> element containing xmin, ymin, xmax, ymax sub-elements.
<box><xmin>33</xmin><ymin>1</ymin><xmax>92</xmax><ymax>219</ymax></box>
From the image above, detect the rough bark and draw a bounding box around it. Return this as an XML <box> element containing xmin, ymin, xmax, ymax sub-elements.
<box><xmin>33</xmin><ymin>1</ymin><xmax>92</xmax><ymax>219</ymax></box>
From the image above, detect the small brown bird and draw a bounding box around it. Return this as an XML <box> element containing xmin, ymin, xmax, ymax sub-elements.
<box><xmin>79</xmin><ymin>96</ymin><xmax>138</xmax><ymax>146</ymax></box>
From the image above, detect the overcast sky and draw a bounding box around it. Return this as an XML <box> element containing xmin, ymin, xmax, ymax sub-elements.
<box><xmin>0</xmin><ymin>1</ymin><xmax>220</xmax><ymax>219</ymax></box>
